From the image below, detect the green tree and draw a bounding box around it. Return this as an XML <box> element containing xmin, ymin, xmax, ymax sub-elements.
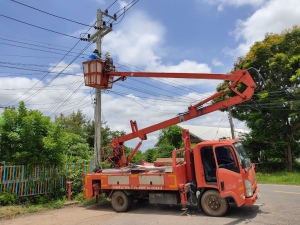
<box><xmin>156</xmin><ymin>125</ymin><xmax>183</xmax><ymax>149</ymax></box>
<box><xmin>61</xmin><ymin>132</ymin><xmax>91</xmax><ymax>163</ymax></box>
<box><xmin>0</xmin><ymin>102</ymin><xmax>64</xmax><ymax>166</ymax></box>
<box><xmin>144</xmin><ymin>148</ymin><xmax>159</xmax><ymax>163</ymax></box>
<box><xmin>216</xmin><ymin>26</ymin><xmax>300</xmax><ymax>171</ymax></box>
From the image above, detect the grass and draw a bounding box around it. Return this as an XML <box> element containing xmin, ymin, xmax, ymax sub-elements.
<box><xmin>256</xmin><ymin>171</ymin><xmax>300</xmax><ymax>185</ymax></box>
<box><xmin>0</xmin><ymin>199</ymin><xmax>66</xmax><ymax>219</ymax></box>
<box><xmin>0</xmin><ymin>193</ymin><xmax>106</xmax><ymax>220</ymax></box>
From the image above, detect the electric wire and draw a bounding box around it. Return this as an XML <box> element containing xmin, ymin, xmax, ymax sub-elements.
<box><xmin>107</xmin><ymin>0</ymin><xmax>139</xmax><ymax>24</ymax></box>
<box><xmin>5</xmin><ymin>22</ymin><xmax>95</xmax><ymax>106</ymax></box>
<box><xmin>0</xmin><ymin>53</ymin><xmax>79</xmax><ymax>59</ymax></box>
<box><xmin>11</xmin><ymin>0</ymin><xmax>97</xmax><ymax>28</ymax></box>
<box><xmin>0</xmin><ymin>65</ymin><xmax>82</xmax><ymax>76</ymax></box>
<box><xmin>0</xmin><ymin>13</ymin><xmax>80</xmax><ymax>39</ymax></box>
<box><xmin>0</xmin><ymin>33</ymin><xmax>84</xmax><ymax>51</ymax></box>
<box><xmin>0</xmin><ymin>42</ymin><xmax>85</xmax><ymax>58</ymax></box>
<box><xmin>44</xmin><ymin>43</ymin><xmax>93</xmax><ymax>114</ymax></box>
<box><xmin>105</xmin><ymin>0</ymin><xmax>118</xmax><ymax>10</ymax></box>
<box><xmin>52</xmin><ymin>91</ymin><xmax>91</xmax><ymax>114</ymax></box>
<box><xmin>21</xmin><ymin>24</ymin><xmax>95</xmax><ymax>104</ymax></box>
<box><xmin>0</xmin><ymin>37</ymin><xmax>81</xmax><ymax>54</ymax></box>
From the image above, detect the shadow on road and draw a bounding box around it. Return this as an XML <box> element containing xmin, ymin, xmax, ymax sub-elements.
<box><xmin>81</xmin><ymin>200</ymin><xmax>266</xmax><ymax>221</ymax></box>
<box><xmin>223</xmin><ymin>205</ymin><xmax>268</xmax><ymax>225</ymax></box>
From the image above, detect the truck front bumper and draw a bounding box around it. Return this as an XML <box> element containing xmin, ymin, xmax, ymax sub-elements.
<box><xmin>244</xmin><ymin>187</ymin><xmax>260</xmax><ymax>206</ymax></box>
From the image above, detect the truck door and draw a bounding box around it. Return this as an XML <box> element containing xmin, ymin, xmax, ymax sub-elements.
<box><xmin>213</xmin><ymin>145</ymin><xmax>245</xmax><ymax>207</ymax></box>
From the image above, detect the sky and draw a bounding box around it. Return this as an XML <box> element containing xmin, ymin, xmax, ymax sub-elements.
<box><xmin>0</xmin><ymin>0</ymin><xmax>299</xmax><ymax>150</ymax></box>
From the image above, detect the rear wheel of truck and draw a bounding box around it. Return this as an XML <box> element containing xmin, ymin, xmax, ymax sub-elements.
<box><xmin>111</xmin><ymin>191</ymin><xmax>133</xmax><ymax>212</ymax></box>
<box><xmin>201</xmin><ymin>190</ymin><xmax>228</xmax><ymax>217</ymax></box>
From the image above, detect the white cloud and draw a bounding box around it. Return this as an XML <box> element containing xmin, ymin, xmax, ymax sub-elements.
<box><xmin>103</xmin><ymin>11</ymin><xmax>164</xmax><ymax>68</ymax></box>
<box><xmin>212</xmin><ymin>58</ymin><xmax>224</xmax><ymax>67</ymax></box>
<box><xmin>48</xmin><ymin>61</ymin><xmax>81</xmax><ymax>74</ymax></box>
<box><xmin>226</xmin><ymin>0</ymin><xmax>300</xmax><ymax>57</ymax></box>
<box><xmin>217</xmin><ymin>5</ymin><xmax>224</xmax><ymax>11</ymax></box>
<box><xmin>95</xmin><ymin>0</ymin><xmax>105</xmax><ymax>4</ymax></box>
<box><xmin>103</xmin><ymin>10</ymin><xmax>218</xmax><ymax>87</ymax></box>
<box><xmin>118</xmin><ymin>0</ymin><xmax>128</xmax><ymax>9</ymax></box>
<box><xmin>203</xmin><ymin>0</ymin><xmax>266</xmax><ymax>8</ymax></box>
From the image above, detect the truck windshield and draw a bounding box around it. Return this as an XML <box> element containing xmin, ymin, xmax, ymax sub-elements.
<box><xmin>233</xmin><ymin>142</ymin><xmax>251</xmax><ymax>168</ymax></box>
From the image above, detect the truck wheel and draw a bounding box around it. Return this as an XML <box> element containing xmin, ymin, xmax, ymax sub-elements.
<box><xmin>111</xmin><ymin>191</ymin><xmax>133</xmax><ymax>212</ymax></box>
<box><xmin>201</xmin><ymin>190</ymin><xmax>228</xmax><ymax>217</ymax></box>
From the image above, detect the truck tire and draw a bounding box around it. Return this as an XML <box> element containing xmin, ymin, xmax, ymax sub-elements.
<box><xmin>201</xmin><ymin>190</ymin><xmax>228</xmax><ymax>217</ymax></box>
<box><xmin>111</xmin><ymin>191</ymin><xmax>133</xmax><ymax>212</ymax></box>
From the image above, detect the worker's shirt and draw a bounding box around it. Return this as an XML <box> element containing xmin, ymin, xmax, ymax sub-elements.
<box><xmin>106</xmin><ymin>56</ymin><xmax>113</xmax><ymax>65</ymax></box>
<box><xmin>88</xmin><ymin>53</ymin><xmax>100</xmax><ymax>61</ymax></box>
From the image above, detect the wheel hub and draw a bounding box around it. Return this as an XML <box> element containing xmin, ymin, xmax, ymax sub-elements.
<box><xmin>208</xmin><ymin>197</ymin><xmax>220</xmax><ymax>210</ymax></box>
<box><xmin>116</xmin><ymin>196</ymin><xmax>124</xmax><ymax>206</ymax></box>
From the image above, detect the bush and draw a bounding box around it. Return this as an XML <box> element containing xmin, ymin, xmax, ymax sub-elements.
<box><xmin>0</xmin><ymin>193</ymin><xmax>16</xmax><ymax>206</ymax></box>
<box><xmin>68</xmin><ymin>171</ymin><xmax>84</xmax><ymax>197</ymax></box>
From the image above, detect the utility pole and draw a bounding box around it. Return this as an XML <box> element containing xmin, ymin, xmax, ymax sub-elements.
<box><xmin>88</xmin><ymin>9</ymin><xmax>115</xmax><ymax>168</ymax></box>
<box><xmin>228</xmin><ymin>107</ymin><xmax>235</xmax><ymax>139</ymax></box>
<box><xmin>94</xmin><ymin>9</ymin><xmax>102</xmax><ymax>169</ymax></box>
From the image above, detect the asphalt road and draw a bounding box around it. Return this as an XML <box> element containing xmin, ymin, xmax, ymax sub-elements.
<box><xmin>1</xmin><ymin>184</ymin><xmax>300</xmax><ymax>225</ymax></box>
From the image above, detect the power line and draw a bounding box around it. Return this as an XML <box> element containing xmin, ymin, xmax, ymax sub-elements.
<box><xmin>114</xmin><ymin>0</ymin><xmax>139</xmax><ymax>14</ymax></box>
<box><xmin>0</xmin><ymin>42</ymin><xmax>85</xmax><ymax>57</ymax></box>
<box><xmin>10</xmin><ymin>0</ymin><xmax>97</xmax><ymax>28</ymax></box>
<box><xmin>106</xmin><ymin>0</ymin><xmax>118</xmax><ymax>10</ymax></box>
<box><xmin>113</xmin><ymin>59</ymin><xmax>209</xmax><ymax>95</ymax></box>
<box><xmin>113</xmin><ymin>0</ymin><xmax>139</xmax><ymax>25</ymax></box>
<box><xmin>0</xmin><ymin>61</ymin><xmax>81</xmax><ymax>69</ymax></box>
<box><xmin>0</xmin><ymin>37</ymin><xmax>79</xmax><ymax>54</ymax></box>
<box><xmin>0</xmin><ymin>13</ymin><xmax>80</xmax><ymax>39</ymax></box>
<box><xmin>0</xmin><ymin>35</ymin><xmax>93</xmax><ymax>57</ymax></box>
<box><xmin>24</xmin><ymin>41</ymin><xmax>93</xmax><ymax>103</ymax></box>
<box><xmin>0</xmin><ymin>33</ymin><xmax>84</xmax><ymax>51</ymax></box>
<box><xmin>0</xmin><ymin>53</ymin><xmax>78</xmax><ymax>59</ymax></box>
<box><xmin>5</xmin><ymin>23</ymin><xmax>94</xmax><ymax>106</ymax></box>
<box><xmin>109</xmin><ymin>90</ymin><xmax>198</xmax><ymax>103</ymax></box>
<box><xmin>113</xmin><ymin>10</ymin><xmax>126</xmax><ymax>25</ymax></box>
<box><xmin>14</xmin><ymin>21</ymin><xmax>96</xmax><ymax>105</ymax></box>
<box><xmin>43</xmin><ymin>42</ymin><xmax>93</xmax><ymax>114</ymax></box>
<box><xmin>0</xmin><ymin>65</ymin><xmax>82</xmax><ymax>76</ymax></box>
<box><xmin>106</xmin><ymin>0</ymin><xmax>139</xmax><ymax>24</ymax></box>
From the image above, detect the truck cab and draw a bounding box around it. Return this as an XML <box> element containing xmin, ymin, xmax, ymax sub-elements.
<box><xmin>191</xmin><ymin>139</ymin><xmax>259</xmax><ymax>215</ymax></box>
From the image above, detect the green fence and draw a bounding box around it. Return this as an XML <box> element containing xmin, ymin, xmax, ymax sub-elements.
<box><xmin>0</xmin><ymin>162</ymin><xmax>93</xmax><ymax>197</ymax></box>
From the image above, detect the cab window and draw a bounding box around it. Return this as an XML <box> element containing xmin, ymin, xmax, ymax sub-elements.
<box><xmin>215</xmin><ymin>146</ymin><xmax>239</xmax><ymax>173</ymax></box>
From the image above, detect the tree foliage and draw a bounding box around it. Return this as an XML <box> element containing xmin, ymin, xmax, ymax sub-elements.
<box><xmin>216</xmin><ymin>26</ymin><xmax>300</xmax><ymax>171</ymax></box>
<box><xmin>0</xmin><ymin>102</ymin><xmax>64</xmax><ymax>166</ymax></box>
<box><xmin>156</xmin><ymin>125</ymin><xmax>183</xmax><ymax>149</ymax></box>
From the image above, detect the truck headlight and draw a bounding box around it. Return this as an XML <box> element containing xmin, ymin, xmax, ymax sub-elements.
<box><xmin>244</xmin><ymin>179</ymin><xmax>253</xmax><ymax>197</ymax></box>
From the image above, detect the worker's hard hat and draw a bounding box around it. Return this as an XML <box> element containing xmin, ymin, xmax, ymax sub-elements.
<box><xmin>93</xmin><ymin>49</ymin><xmax>99</xmax><ymax>54</ymax></box>
<box><xmin>105</xmin><ymin>52</ymin><xmax>110</xmax><ymax>56</ymax></box>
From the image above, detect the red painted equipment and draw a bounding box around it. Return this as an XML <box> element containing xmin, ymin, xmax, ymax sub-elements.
<box><xmin>66</xmin><ymin>181</ymin><xmax>73</xmax><ymax>201</ymax></box>
<box><xmin>82</xmin><ymin>60</ymin><xmax>260</xmax><ymax>217</ymax></box>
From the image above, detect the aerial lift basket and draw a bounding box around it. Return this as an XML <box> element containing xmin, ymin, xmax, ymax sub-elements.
<box><xmin>82</xmin><ymin>60</ymin><xmax>114</xmax><ymax>89</ymax></box>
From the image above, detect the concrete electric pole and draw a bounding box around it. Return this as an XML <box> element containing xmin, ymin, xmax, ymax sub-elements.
<box><xmin>228</xmin><ymin>107</ymin><xmax>235</xmax><ymax>139</ymax></box>
<box><xmin>88</xmin><ymin>9</ymin><xmax>115</xmax><ymax>168</ymax></box>
<box><xmin>94</xmin><ymin>9</ymin><xmax>102</xmax><ymax>169</ymax></box>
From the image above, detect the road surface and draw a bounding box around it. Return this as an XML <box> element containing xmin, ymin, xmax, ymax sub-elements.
<box><xmin>1</xmin><ymin>184</ymin><xmax>300</xmax><ymax>225</ymax></box>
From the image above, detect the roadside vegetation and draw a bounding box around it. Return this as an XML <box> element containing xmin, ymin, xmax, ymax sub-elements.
<box><xmin>0</xmin><ymin>199</ymin><xmax>65</xmax><ymax>219</ymax></box>
<box><xmin>256</xmin><ymin>171</ymin><xmax>300</xmax><ymax>185</ymax></box>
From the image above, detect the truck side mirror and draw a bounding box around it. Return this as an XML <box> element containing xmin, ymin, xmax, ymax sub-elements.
<box><xmin>241</xmin><ymin>159</ymin><xmax>246</xmax><ymax>169</ymax></box>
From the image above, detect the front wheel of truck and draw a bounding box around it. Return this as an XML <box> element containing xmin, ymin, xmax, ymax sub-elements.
<box><xmin>201</xmin><ymin>190</ymin><xmax>228</xmax><ymax>217</ymax></box>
